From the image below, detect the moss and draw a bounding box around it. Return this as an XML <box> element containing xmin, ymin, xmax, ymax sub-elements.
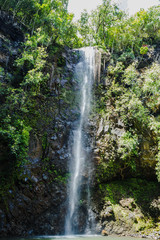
<box><xmin>97</xmin><ymin>179</ymin><xmax>159</xmax><ymax>234</ymax></box>
<box><xmin>100</xmin><ymin>178</ymin><xmax>160</xmax><ymax>216</ymax></box>
<box><xmin>134</xmin><ymin>218</ymin><xmax>154</xmax><ymax>232</ymax></box>
<box><xmin>42</xmin><ymin>158</ymin><xmax>69</xmax><ymax>184</ymax></box>
<box><xmin>113</xmin><ymin>204</ymin><xmax>130</xmax><ymax>222</ymax></box>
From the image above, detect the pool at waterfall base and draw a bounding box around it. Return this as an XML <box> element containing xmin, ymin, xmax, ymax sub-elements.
<box><xmin>1</xmin><ymin>235</ymin><xmax>143</xmax><ymax>240</ymax></box>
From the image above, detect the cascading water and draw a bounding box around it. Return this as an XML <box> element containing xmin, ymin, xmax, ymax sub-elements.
<box><xmin>65</xmin><ymin>47</ymin><xmax>96</xmax><ymax>235</ymax></box>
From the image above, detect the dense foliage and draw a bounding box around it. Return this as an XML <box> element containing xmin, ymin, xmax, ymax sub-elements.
<box><xmin>0</xmin><ymin>0</ymin><xmax>160</xmax><ymax>191</ymax></box>
<box><xmin>78</xmin><ymin>0</ymin><xmax>160</xmax><ymax>54</ymax></box>
<box><xmin>87</xmin><ymin>1</ymin><xmax>160</xmax><ymax>182</ymax></box>
<box><xmin>0</xmin><ymin>0</ymin><xmax>81</xmax><ymax>190</ymax></box>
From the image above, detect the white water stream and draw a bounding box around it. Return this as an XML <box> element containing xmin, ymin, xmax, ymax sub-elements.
<box><xmin>65</xmin><ymin>47</ymin><xmax>96</xmax><ymax>235</ymax></box>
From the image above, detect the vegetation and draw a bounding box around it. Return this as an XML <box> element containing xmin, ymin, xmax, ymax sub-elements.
<box><xmin>79</xmin><ymin>1</ymin><xmax>160</xmax><ymax>183</ymax></box>
<box><xmin>78</xmin><ymin>0</ymin><xmax>160</xmax><ymax>55</ymax></box>
<box><xmin>97</xmin><ymin>178</ymin><xmax>160</xmax><ymax>233</ymax></box>
<box><xmin>0</xmin><ymin>0</ymin><xmax>160</xmax><ymax>237</ymax></box>
<box><xmin>0</xmin><ymin>0</ymin><xmax>81</xmax><ymax>191</ymax></box>
<box><xmin>0</xmin><ymin>0</ymin><xmax>160</xmax><ymax>203</ymax></box>
<box><xmin>95</xmin><ymin>58</ymin><xmax>160</xmax><ymax>182</ymax></box>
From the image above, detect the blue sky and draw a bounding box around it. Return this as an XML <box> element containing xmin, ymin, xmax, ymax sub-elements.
<box><xmin>68</xmin><ymin>0</ymin><xmax>160</xmax><ymax>20</ymax></box>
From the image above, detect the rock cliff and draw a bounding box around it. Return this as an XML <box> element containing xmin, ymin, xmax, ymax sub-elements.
<box><xmin>0</xmin><ymin>10</ymin><xmax>160</xmax><ymax>239</ymax></box>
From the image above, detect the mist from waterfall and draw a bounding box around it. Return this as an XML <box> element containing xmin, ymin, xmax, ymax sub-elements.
<box><xmin>65</xmin><ymin>47</ymin><xmax>96</xmax><ymax>235</ymax></box>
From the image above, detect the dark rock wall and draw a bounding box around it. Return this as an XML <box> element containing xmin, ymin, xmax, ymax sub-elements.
<box><xmin>0</xmin><ymin>11</ymin><xmax>79</xmax><ymax>236</ymax></box>
<box><xmin>91</xmin><ymin>49</ymin><xmax>160</xmax><ymax>238</ymax></box>
<box><xmin>1</xmin><ymin>11</ymin><xmax>160</xmax><ymax>239</ymax></box>
<box><xmin>0</xmin><ymin>11</ymin><xmax>24</xmax><ymax>71</ymax></box>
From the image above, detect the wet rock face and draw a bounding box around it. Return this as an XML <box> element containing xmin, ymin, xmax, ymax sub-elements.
<box><xmin>95</xmin><ymin>197</ymin><xmax>156</xmax><ymax>237</ymax></box>
<box><xmin>93</xmin><ymin>94</ymin><xmax>157</xmax><ymax>182</ymax></box>
<box><xmin>93</xmin><ymin>112</ymin><xmax>126</xmax><ymax>182</ymax></box>
<box><xmin>70</xmin><ymin>206</ymin><xmax>88</xmax><ymax>234</ymax></box>
<box><xmin>92</xmin><ymin>176</ymin><xmax>160</xmax><ymax>238</ymax></box>
<box><xmin>0</xmin><ymin>11</ymin><xmax>24</xmax><ymax>71</ymax></box>
<box><xmin>0</xmin><ymin>82</ymin><xmax>78</xmax><ymax>236</ymax></box>
<box><xmin>0</xmin><ymin>115</ymin><xmax>76</xmax><ymax>235</ymax></box>
<box><xmin>1</xmin><ymin>129</ymin><xmax>69</xmax><ymax>236</ymax></box>
<box><xmin>0</xmin><ymin>170</ymin><xmax>67</xmax><ymax>236</ymax></box>
<box><xmin>0</xmin><ymin>12</ymin><xmax>79</xmax><ymax>236</ymax></box>
<box><xmin>0</xmin><ymin>11</ymin><xmax>24</xmax><ymax>42</ymax></box>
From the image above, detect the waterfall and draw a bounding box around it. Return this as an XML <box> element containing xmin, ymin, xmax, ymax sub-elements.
<box><xmin>65</xmin><ymin>47</ymin><xmax>96</xmax><ymax>235</ymax></box>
